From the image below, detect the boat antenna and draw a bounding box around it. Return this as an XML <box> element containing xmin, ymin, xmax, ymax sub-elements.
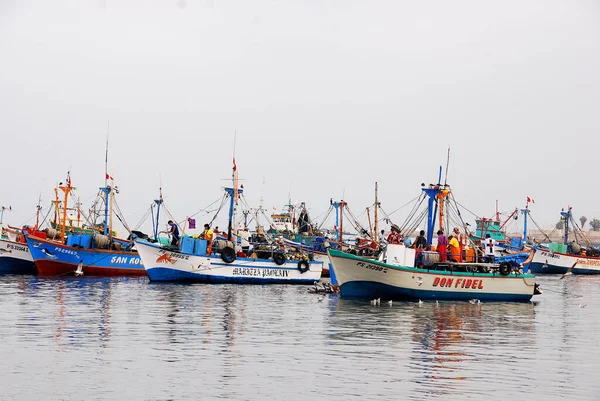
<box><xmin>228</xmin><ymin>132</ymin><xmax>238</xmax><ymax>240</ymax></box>
<box><xmin>374</xmin><ymin>182</ymin><xmax>379</xmax><ymax>242</ymax></box>
<box><xmin>444</xmin><ymin>146</ymin><xmax>450</xmax><ymax>186</ymax></box>
<box><xmin>105</xmin><ymin>121</ymin><xmax>110</xmax><ymax>187</ymax></box>
<box><xmin>34</xmin><ymin>194</ymin><xmax>42</xmax><ymax>231</ymax></box>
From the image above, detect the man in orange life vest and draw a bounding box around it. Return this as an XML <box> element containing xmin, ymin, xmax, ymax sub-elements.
<box><xmin>453</xmin><ymin>227</ymin><xmax>467</xmax><ymax>262</ymax></box>
<box><xmin>448</xmin><ymin>235</ymin><xmax>461</xmax><ymax>262</ymax></box>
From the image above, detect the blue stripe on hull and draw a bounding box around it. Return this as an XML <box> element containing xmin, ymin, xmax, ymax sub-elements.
<box><xmin>339</xmin><ymin>281</ymin><xmax>532</xmax><ymax>302</ymax></box>
<box><xmin>528</xmin><ymin>262</ymin><xmax>568</xmax><ymax>275</ymax></box>
<box><xmin>0</xmin><ymin>258</ymin><xmax>36</xmax><ymax>275</ymax></box>
<box><xmin>146</xmin><ymin>267</ymin><xmax>315</xmax><ymax>284</ymax></box>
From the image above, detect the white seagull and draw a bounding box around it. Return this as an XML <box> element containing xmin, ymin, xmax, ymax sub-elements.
<box><xmin>74</xmin><ymin>261</ymin><xmax>84</xmax><ymax>276</ymax></box>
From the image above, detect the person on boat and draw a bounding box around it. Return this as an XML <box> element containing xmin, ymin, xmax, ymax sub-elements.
<box><xmin>202</xmin><ymin>224</ymin><xmax>214</xmax><ymax>254</ymax></box>
<box><xmin>386</xmin><ymin>225</ymin><xmax>402</xmax><ymax>245</ymax></box>
<box><xmin>238</xmin><ymin>227</ymin><xmax>250</xmax><ymax>254</ymax></box>
<box><xmin>436</xmin><ymin>230</ymin><xmax>448</xmax><ymax>261</ymax></box>
<box><xmin>214</xmin><ymin>226</ymin><xmax>220</xmax><ymax>237</ymax></box>
<box><xmin>202</xmin><ymin>224</ymin><xmax>214</xmax><ymax>242</ymax></box>
<box><xmin>482</xmin><ymin>233</ymin><xmax>495</xmax><ymax>263</ymax></box>
<box><xmin>453</xmin><ymin>227</ymin><xmax>467</xmax><ymax>262</ymax></box>
<box><xmin>413</xmin><ymin>230</ymin><xmax>428</xmax><ymax>249</ymax></box>
<box><xmin>448</xmin><ymin>235</ymin><xmax>461</xmax><ymax>262</ymax></box>
<box><xmin>166</xmin><ymin>220</ymin><xmax>180</xmax><ymax>246</ymax></box>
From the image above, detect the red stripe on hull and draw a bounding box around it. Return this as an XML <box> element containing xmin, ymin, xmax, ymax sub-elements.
<box><xmin>35</xmin><ymin>260</ymin><xmax>147</xmax><ymax>277</ymax></box>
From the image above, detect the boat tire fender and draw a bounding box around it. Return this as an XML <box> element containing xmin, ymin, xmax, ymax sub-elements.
<box><xmin>499</xmin><ymin>262</ymin><xmax>512</xmax><ymax>276</ymax></box>
<box><xmin>297</xmin><ymin>260</ymin><xmax>310</xmax><ymax>273</ymax></box>
<box><xmin>221</xmin><ymin>247</ymin><xmax>236</xmax><ymax>264</ymax></box>
<box><xmin>273</xmin><ymin>252</ymin><xmax>286</xmax><ymax>266</ymax></box>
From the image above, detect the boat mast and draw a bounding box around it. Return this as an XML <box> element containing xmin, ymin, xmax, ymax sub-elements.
<box><xmin>521</xmin><ymin>200</ymin><xmax>530</xmax><ymax>245</ymax></box>
<box><xmin>153</xmin><ymin>186</ymin><xmax>164</xmax><ymax>240</ymax></box>
<box><xmin>495</xmin><ymin>200</ymin><xmax>500</xmax><ymax>222</ymax></box>
<box><xmin>59</xmin><ymin>173</ymin><xmax>73</xmax><ymax>243</ymax></box>
<box><xmin>227</xmin><ymin>137</ymin><xmax>240</xmax><ymax>241</ymax></box>
<box><xmin>422</xmin><ymin>167</ymin><xmax>444</xmax><ymax>245</ymax></box>
<box><xmin>440</xmin><ymin>147</ymin><xmax>451</xmax><ymax>233</ymax></box>
<box><xmin>100</xmin><ymin>131</ymin><xmax>111</xmax><ymax>236</ymax></box>
<box><xmin>561</xmin><ymin>207</ymin><xmax>571</xmax><ymax>245</ymax></box>
<box><xmin>34</xmin><ymin>194</ymin><xmax>42</xmax><ymax>231</ymax></box>
<box><xmin>339</xmin><ymin>201</ymin><xmax>346</xmax><ymax>250</ymax></box>
<box><xmin>366</xmin><ymin>207</ymin><xmax>373</xmax><ymax>239</ymax></box>
<box><xmin>108</xmin><ymin>184</ymin><xmax>114</xmax><ymax>244</ymax></box>
<box><xmin>374</xmin><ymin>182</ymin><xmax>379</xmax><ymax>242</ymax></box>
<box><xmin>0</xmin><ymin>205</ymin><xmax>10</xmax><ymax>227</ymax></box>
<box><xmin>332</xmin><ymin>200</ymin><xmax>347</xmax><ymax>249</ymax></box>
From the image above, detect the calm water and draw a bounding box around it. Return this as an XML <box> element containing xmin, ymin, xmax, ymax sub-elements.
<box><xmin>1</xmin><ymin>275</ymin><xmax>599</xmax><ymax>400</ymax></box>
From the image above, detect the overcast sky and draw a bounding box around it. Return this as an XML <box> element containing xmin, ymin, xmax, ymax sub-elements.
<box><xmin>1</xmin><ymin>0</ymin><xmax>599</xmax><ymax>235</ymax></box>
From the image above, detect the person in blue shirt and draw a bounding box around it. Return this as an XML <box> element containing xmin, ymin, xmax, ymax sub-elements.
<box><xmin>167</xmin><ymin>220</ymin><xmax>180</xmax><ymax>246</ymax></box>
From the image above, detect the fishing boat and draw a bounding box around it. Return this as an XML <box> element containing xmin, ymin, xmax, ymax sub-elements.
<box><xmin>26</xmin><ymin>172</ymin><xmax>145</xmax><ymax>277</ymax></box>
<box><xmin>0</xmin><ymin>201</ymin><xmax>54</xmax><ymax>274</ymax></box>
<box><xmin>529</xmin><ymin>207</ymin><xmax>600</xmax><ymax>275</ymax></box>
<box><xmin>0</xmin><ymin>226</ymin><xmax>36</xmax><ymax>274</ymax></box>
<box><xmin>135</xmin><ymin>159</ymin><xmax>323</xmax><ymax>283</ymax></box>
<box><xmin>327</xmin><ymin>168</ymin><xmax>540</xmax><ymax>301</ymax></box>
<box><xmin>280</xmin><ymin>236</ymin><xmax>331</xmax><ymax>276</ymax></box>
<box><xmin>328</xmin><ymin>246</ymin><xmax>538</xmax><ymax>302</ymax></box>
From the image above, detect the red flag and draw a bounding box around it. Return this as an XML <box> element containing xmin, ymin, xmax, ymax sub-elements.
<box><xmin>527</xmin><ymin>197</ymin><xmax>535</xmax><ymax>203</ymax></box>
<box><xmin>106</xmin><ymin>173</ymin><xmax>114</xmax><ymax>180</ymax></box>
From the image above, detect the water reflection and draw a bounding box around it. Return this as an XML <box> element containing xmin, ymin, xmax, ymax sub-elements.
<box><xmin>2</xmin><ymin>275</ymin><xmax>600</xmax><ymax>400</ymax></box>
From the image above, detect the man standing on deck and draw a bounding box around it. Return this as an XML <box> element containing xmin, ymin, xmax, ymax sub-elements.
<box><xmin>413</xmin><ymin>230</ymin><xmax>428</xmax><ymax>249</ymax></box>
<box><xmin>453</xmin><ymin>227</ymin><xmax>467</xmax><ymax>262</ymax></box>
<box><xmin>166</xmin><ymin>220</ymin><xmax>180</xmax><ymax>246</ymax></box>
<box><xmin>482</xmin><ymin>233</ymin><xmax>496</xmax><ymax>263</ymax></box>
<box><xmin>436</xmin><ymin>230</ymin><xmax>448</xmax><ymax>261</ymax></box>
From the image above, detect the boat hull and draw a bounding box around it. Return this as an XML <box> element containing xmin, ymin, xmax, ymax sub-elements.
<box><xmin>328</xmin><ymin>249</ymin><xmax>536</xmax><ymax>302</ymax></box>
<box><xmin>26</xmin><ymin>236</ymin><xmax>146</xmax><ymax>277</ymax></box>
<box><xmin>311</xmin><ymin>252</ymin><xmax>330</xmax><ymax>277</ymax></box>
<box><xmin>530</xmin><ymin>248</ymin><xmax>600</xmax><ymax>275</ymax></box>
<box><xmin>135</xmin><ymin>239</ymin><xmax>323</xmax><ymax>284</ymax></box>
<box><xmin>0</xmin><ymin>239</ymin><xmax>36</xmax><ymax>274</ymax></box>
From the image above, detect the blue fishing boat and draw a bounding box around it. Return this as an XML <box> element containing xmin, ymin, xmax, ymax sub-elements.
<box><xmin>26</xmin><ymin>172</ymin><xmax>145</xmax><ymax>277</ymax></box>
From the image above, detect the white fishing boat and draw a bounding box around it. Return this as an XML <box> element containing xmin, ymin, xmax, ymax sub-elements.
<box><xmin>135</xmin><ymin>158</ymin><xmax>322</xmax><ymax>283</ymax></box>
<box><xmin>0</xmin><ymin>229</ymin><xmax>35</xmax><ymax>274</ymax></box>
<box><xmin>135</xmin><ymin>238</ymin><xmax>322</xmax><ymax>283</ymax></box>
<box><xmin>529</xmin><ymin>207</ymin><xmax>600</xmax><ymax>275</ymax></box>
<box><xmin>0</xmin><ymin>203</ymin><xmax>48</xmax><ymax>275</ymax></box>
<box><xmin>327</xmin><ymin>166</ymin><xmax>540</xmax><ymax>302</ymax></box>
<box><xmin>329</xmin><ymin>244</ymin><xmax>538</xmax><ymax>302</ymax></box>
